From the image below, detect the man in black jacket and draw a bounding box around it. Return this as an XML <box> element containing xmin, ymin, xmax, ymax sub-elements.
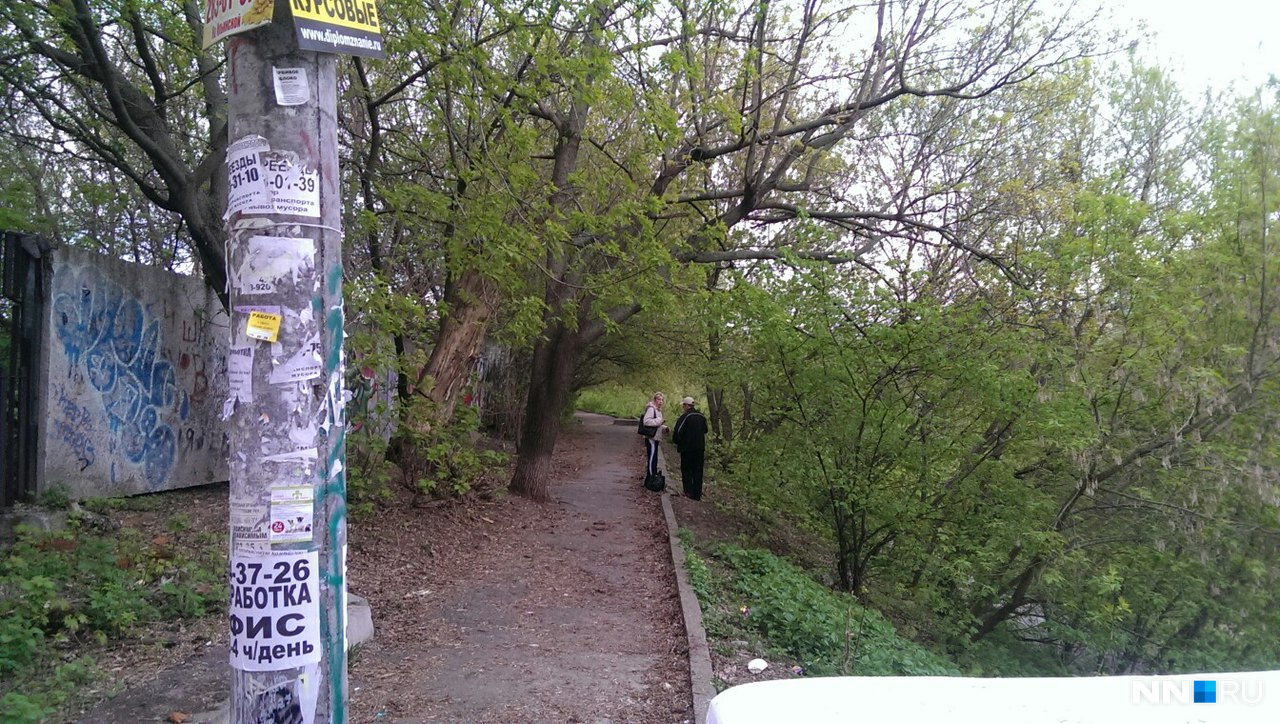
<box><xmin>672</xmin><ymin>396</ymin><xmax>709</xmax><ymax>500</ymax></box>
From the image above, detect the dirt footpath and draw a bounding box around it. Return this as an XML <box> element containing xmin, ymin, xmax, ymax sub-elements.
<box><xmin>349</xmin><ymin>412</ymin><xmax>693</xmax><ymax>723</ymax></box>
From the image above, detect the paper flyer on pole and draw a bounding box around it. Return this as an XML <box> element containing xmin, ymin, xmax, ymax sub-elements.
<box><xmin>273</xmin><ymin>67</ymin><xmax>310</xmax><ymax>106</ymax></box>
<box><xmin>225</xmin><ymin>135</ymin><xmax>272</xmax><ymax>219</ymax></box>
<box><xmin>229</xmin><ymin>550</ymin><xmax>322</xmax><ymax>671</ymax></box>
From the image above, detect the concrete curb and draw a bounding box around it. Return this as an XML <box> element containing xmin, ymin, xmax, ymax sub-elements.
<box><xmin>659</xmin><ymin>456</ymin><xmax>717</xmax><ymax>724</ymax></box>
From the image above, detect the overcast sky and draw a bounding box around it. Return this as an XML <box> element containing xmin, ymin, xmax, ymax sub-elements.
<box><xmin>1104</xmin><ymin>0</ymin><xmax>1279</xmax><ymax>93</ymax></box>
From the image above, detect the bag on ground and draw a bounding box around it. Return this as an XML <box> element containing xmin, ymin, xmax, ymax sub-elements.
<box><xmin>644</xmin><ymin>472</ymin><xmax>666</xmax><ymax>492</ymax></box>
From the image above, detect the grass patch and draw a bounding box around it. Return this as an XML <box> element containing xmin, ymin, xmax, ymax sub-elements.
<box><xmin>680</xmin><ymin>531</ymin><xmax>962</xmax><ymax>679</ymax></box>
<box><xmin>677</xmin><ymin>528</ymin><xmax>713</xmax><ymax>602</ymax></box>
<box><xmin>575</xmin><ymin>383</ymin><xmax>647</xmax><ymax>420</ymax></box>
<box><xmin>575</xmin><ymin>376</ymin><xmax>703</xmax><ymax>421</ymax></box>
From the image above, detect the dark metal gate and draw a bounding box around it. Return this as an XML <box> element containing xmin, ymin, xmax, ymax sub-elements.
<box><xmin>1</xmin><ymin>232</ymin><xmax>44</xmax><ymax>507</ymax></box>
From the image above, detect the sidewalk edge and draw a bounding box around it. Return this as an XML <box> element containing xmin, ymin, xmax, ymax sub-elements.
<box><xmin>660</xmin><ymin>479</ymin><xmax>716</xmax><ymax>724</ymax></box>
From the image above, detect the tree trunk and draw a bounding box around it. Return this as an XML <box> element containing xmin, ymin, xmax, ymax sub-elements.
<box><xmin>706</xmin><ymin>386</ymin><xmax>728</xmax><ymax>440</ymax></box>
<box><xmin>971</xmin><ymin>558</ymin><xmax>1042</xmax><ymax>641</ymax></box>
<box><xmin>509</xmin><ymin>321</ymin><xmax>580</xmax><ymax>502</ymax></box>
<box><xmin>739</xmin><ymin>383</ymin><xmax>754</xmax><ymax>435</ymax></box>
<box><xmin>422</xmin><ymin>268</ymin><xmax>497</xmax><ymax>421</ymax></box>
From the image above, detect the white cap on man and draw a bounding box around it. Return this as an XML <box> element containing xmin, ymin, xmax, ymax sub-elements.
<box><xmin>681</xmin><ymin>397</ymin><xmax>695</xmax><ymax>406</ymax></box>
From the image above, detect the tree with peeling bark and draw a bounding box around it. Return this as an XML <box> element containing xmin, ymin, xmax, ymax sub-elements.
<box><xmin>338</xmin><ymin>0</ymin><xmax>570</xmax><ymax>422</ymax></box>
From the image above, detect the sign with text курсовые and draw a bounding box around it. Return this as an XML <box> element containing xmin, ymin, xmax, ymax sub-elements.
<box><xmin>290</xmin><ymin>0</ymin><xmax>385</xmax><ymax>58</ymax></box>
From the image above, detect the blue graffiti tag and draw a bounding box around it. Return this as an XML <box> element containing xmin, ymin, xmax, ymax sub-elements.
<box><xmin>53</xmin><ymin>269</ymin><xmax>188</xmax><ymax>489</ymax></box>
<box><xmin>53</xmin><ymin>386</ymin><xmax>96</xmax><ymax>471</ymax></box>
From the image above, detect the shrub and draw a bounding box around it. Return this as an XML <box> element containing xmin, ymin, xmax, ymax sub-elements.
<box><xmin>393</xmin><ymin>400</ymin><xmax>508</xmax><ymax>499</ymax></box>
<box><xmin>0</xmin><ymin>691</ymin><xmax>51</xmax><ymax>723</ymax></box>
<box><xmin>37</xmin><ymin>485</ymin><xmax>71</xmax><ymax>510</ymax></box>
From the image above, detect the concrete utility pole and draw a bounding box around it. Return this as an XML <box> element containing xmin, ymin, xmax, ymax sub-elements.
<box><xmin>223</xmin><ymin>18</ymin><xmax>348</xmax><ymax>723</ymax></box>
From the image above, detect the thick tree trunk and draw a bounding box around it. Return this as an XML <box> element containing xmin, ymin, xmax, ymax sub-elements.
<box><xmin>509</xmin><ymin>322</ymin><xmax>580</xmax><ymax>502</ymax></box>
<box><xmin>422</xmin><ymin>268</ymin><xmax>497</xmax><ymax>421</ymax></box>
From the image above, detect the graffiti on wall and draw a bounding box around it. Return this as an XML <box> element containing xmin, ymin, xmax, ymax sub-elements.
<box><xmin>51</xmin><ymin>269</ymin><xmax>192</xmax><ymax>489</ymax></box>
<box><xmin>52</xmin><ymin>386</ymin><xmax>96</xmax><ymax>471</ymax></box>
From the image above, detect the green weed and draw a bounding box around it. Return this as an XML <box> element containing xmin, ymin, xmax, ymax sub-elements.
<box><xmin>712</xmin><ymin>545</ymin><xmax>960</xmax><ymax>677</ymax></box>
<box><xmin>37</xmin><ymin>485</ymin><xmax>71</xmax><ymax>510</ymax></box>
<box><xmin>0</xmin><ymin>516</ymin><xmax>226</xmax><ymax>715</ymax></box>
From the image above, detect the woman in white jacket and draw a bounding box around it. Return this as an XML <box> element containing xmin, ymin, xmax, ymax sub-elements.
<box><xmin>641</xmin><ymin>392</ymin><xmax>668</xmax><ymax>481</ymax></box>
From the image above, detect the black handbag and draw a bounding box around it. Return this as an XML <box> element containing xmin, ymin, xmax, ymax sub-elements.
<box><xmin>644</xmin><ymin>472</ymin><xmax>666</xmax><ymax>492</ymax></box>
<box><xmin>637</xmin><ymin>417</ymin><xmax>658</xmax><ymax>438</ymax></box>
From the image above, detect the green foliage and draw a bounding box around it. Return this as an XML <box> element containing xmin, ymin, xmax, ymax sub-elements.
<box><xmin>2</xmin><ymin>533</ymin><xmax>151</xmax><ymax>641</ymax></box>
<box><xmin>574</xmin><ymin>384</ymin><xmax>642</xmax><ymax>420</ymax></box>
<box><xmin>0</xmin><ymin>690</ymin><xmax>52</xmax><ymax>723</ymax></box>
<box><xmin>955</xmin><ymin>629</ymin><xmax>1070</xmax><ymax>677</ymax></box>
<box><xmin>346</xmin><ymin>392</ymin><xmax>397</xmax><ymax>517</ymax></box>
<box><xmin>574</xmin><ymin>362</ymin><xmax>704</xmax><ymax>421</ymax></box>
<box><xmin>412</xmin><ymin>403</ymin><xmax>509</xmax><ymax>497</ymax></box>
<box><xmin>3</xmin><ymin>0</ymin><xmax>1277</xmax><ymax>687</ymax></box>
<box><xmin>363</xmin><ymin>398</ymin><xmax>510</xmax><ymax>501</ymax></box>
<box><xmin>0</xmin><ymin>519</ymin><xmax>226</xmax><ymax>714</ymax></box>
<box><xmin>713</xmin><ymin>545</ymin><xmax>959</xmax><ymax>676</ymax></box>
<box><xmin>0</xmin><ymin>655</ymin><xmax>95</xmax><ymax>722</ymax></box>
<box><xmin>346</xmin><ymin>426</ymin><xmax>396</xmax><ymax>517</ymax></box>
<box><xmin>689</xmin><ymin>72</ymin><xmax>1280</xmax><ymax>676</ymax></box>
<box><xmin>0</xmin><ymin>612</ymin><xmax>42</xmax><ymax>679</ymax></box>
<box><xmin>80</xmin><ymin>497</ymin><xmax>125</xmax><ymax>514</ymax></box>
<box><xmin>677</xmin><ymin>528</ymin><xmax>713</xmax><ymax>602</ymax></box>
<box><xmin>37</xmin><ymin>485</ymin><xmax>71</xmax><ymax>510</ymax></box>
<box><xmin>165</xmin><ymin>513</ymin><xmax>191</xmax><ymax>534</ymax></box>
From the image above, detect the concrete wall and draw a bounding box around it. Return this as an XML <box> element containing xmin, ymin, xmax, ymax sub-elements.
<box><xmin>39</xmin><ymin>247</ymin><xmax>229</xmax><ymax>498</ymax></box>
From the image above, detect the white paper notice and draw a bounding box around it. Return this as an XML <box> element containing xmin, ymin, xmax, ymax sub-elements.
<box><xmin>270</xmin><ymin>485</ymin><xmax>314</xmax><ymax>543</ymax></box>
<box><xmin>298</xmin><ymin>667</ymin><xmax>320</xmax><ymax>724</ymax></box>
<box><xmin>225</xmin><ymin>135</ymin><xmax>272</xmax><ymax>218</ymax></box>
<box><xmin>228</xmin><ymin>345</ymin><xmax>254</xmax><ymax>402</ymax></box>
<box><xmin>269</xmin><ymin>333</ymin><xmax>323</xmax><ymax>385</ymax></box>
<box><xmin>290</xmin><ymin>421</ymin><xmax>318</xmax><ymax>451</ymax></box>
<box><xmin>230</xmin><ymin>501</ymin><xmax>269</xmax><ymax>553</ymax></box>
<box><xmin>264</xmin><ymin>447</ymin><xmax>319</xmax><ymax>464</ymax></box>
<box><xmin>238</xmin><ymin>236</ymin><xmax>317</xmax><ymax>295</ymax></box>
<box><xmin>273</xmin><ymin>67</ymin><xmax>310</xmax><ymax>106</ymax></box>
<box><xmin>229</xmin><ymin>550</ymin><xmax>322</xmax><ymax>671</ymax></box>
<box><xmin>262</xmin><ymin>151</ymin><xmax>320</xmax><ymax>218</ymax></box>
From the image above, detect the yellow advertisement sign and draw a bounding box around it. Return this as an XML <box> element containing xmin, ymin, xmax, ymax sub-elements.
<box><xmin>289</xmin><ymin>0</ymin><xmax>380</xmax><ymax>33</ymax></box>
<box><xmin>245</xmin><ymin>311</ymin><xmax>283</xmax><ymax>343</ymax></box>
<box><xmin>202</xmin><ymin>0</ymin><xmax>275</xmax><ymax>49</ymax></box>
<box><xmin>289</xmin><ymin>0</ymin><xmax>385</xmax><ymax>58</ymax></box>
